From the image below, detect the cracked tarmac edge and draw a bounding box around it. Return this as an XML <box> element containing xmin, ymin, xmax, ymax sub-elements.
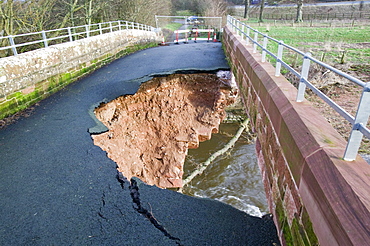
<box><xmin>123</xmin><ymin>175</ymin><xmax>183</xmax><ymax>246</ymax></box>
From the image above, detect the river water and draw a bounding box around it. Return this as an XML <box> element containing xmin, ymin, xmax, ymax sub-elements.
<box><xmin>181</xmin><ymin>122</ymin><xmax>269</xmax><ymax>217</ymax></box>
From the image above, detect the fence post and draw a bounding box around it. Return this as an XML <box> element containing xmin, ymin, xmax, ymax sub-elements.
<box><xmin>253</xmin><ymin>31</ymin><xmax>258</xmax><ymax>53</ymax></box>
<box><xmin>68</xmin><ymin>27</ymin><xmax>73</xmax><ymax>42</ymax></box>
<box><xmin>275</xmin><ymin>41</ymin><xmax>284</xmax><ymax>76</ymax></box>
<box><xmin>109</xmin><ymin>22</ymin><xmax>113</xmax><ymax>32</ymax></box>
<box><xmin>262</xmin><ymin>35</ymin><xmax>268</xmax><ymax>62</ymax></box>
<box><xmin>344</xmin><ymin>82</ymin><xmax>370</xmax><ymax>161</ymax></box>
<box><xmin>118</xmin><ymin>21</ymin><xmax>121</xmax><ymax>31</ymax></box>
<box><xmin>42</xmin><ymin>31</ymin><xmax>48</xmax><ymax>47</ymax></box>
<box><xmin>296</xmin><ymin>53</ymin><xmax>311</xmax><ymax>102</ymax></box>
<box><xmin>8</xmin><ymin>35</ymin><xmax>18</xmax><ymax>56</ymax></box>
<box><xmin>99</xmin><ymin>23</ymin><xmax>103</xmax><ymax>35</ymax></box>
<box><xmin>126</xmin><ymin>21</ymin><xmax>128</xmax><ymax>29</ymax></box>
<box><xmin>85</xmin><ymin>25</ymin><xmax>90</xmax><ymax>38</ymax></box>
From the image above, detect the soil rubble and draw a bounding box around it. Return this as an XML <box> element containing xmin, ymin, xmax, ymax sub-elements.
<box><xmin>92</xmin><ymin>72</ymin><xmax>238</xmax><ymax>188</ymax></box>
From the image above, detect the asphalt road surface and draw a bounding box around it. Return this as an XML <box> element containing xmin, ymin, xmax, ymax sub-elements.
<box><xmin>0</xmin><ymin>42</ymin><xmax>280</xmax><ymax>245</ymax></box>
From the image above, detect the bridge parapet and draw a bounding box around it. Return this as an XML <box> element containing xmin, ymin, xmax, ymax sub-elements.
<box><xmin>0</xmin><ymin>28</ymin><xmax>161</xmax><ymax>120</ymax></box>
<box><xmin>223</xmin><ymin>25</ymin><xmax>370</xmax><ymax>245</ymax></box>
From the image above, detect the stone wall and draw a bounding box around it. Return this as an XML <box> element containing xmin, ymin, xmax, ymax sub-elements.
<box><xmin>223</xmin><ymin>26</ymin><xmax>370</xmax><ymax>246</ymax></box>
<box><xmin>0</xmin><ymin>29</ymin><xmax>161</xmax><ymax>119</ymax></box>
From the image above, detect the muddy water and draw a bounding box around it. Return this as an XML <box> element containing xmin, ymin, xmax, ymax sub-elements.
<box><xmin>182</xmin><ymin>123</ymin><xmax>268</xmax><ymax>217</ymax></box>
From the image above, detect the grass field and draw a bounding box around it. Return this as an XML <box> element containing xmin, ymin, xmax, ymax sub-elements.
<box><xmin>245</xmin><ymin>23</ymin><xmax>370</xmax><ymax>62</ymax></box>
<box><xmin>239</xmin><ymin>20</ymin><xmax>370</xmax><ymax>154</ymax></box>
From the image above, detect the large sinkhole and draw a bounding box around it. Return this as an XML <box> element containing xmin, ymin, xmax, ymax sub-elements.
<box><xmin>91</xmin><ymin>71</ymin><xmax>268</xmax><ymax>216</ymax></box>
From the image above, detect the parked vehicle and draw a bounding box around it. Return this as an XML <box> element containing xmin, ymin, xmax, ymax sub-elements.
<box><xmin>186</xmin><ymin>16</ymin><xmax>204</xmax><ymax>25</ymax></box>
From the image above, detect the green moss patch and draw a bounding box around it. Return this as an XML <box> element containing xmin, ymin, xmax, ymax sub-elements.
<box><xmin>0</xmin><ymin>41</ymin><xmax>158</xmax><ymax>120</ymax></box>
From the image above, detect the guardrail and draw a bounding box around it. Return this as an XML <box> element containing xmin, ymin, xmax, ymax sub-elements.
<box><xmin>0</xmin><ymin>20</ymin><xmax>156</xmax><ymax>56</ymax></box>
<box><xmin>227</xmin><ymin>15</ymin><xmax>370</xmax><ymax>161</ymax></box>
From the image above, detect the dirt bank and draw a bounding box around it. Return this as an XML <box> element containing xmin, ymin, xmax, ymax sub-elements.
<box><xmin>92</xmin><ymin>72</ymin><xmax>237</xmax><ymax>188</ymax></box>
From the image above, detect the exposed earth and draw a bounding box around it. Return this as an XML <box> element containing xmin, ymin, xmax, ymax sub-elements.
<box><xmin>92</xmin><ymin>72</ymin><xmax>238</xmax><ymax>188</ymax></box>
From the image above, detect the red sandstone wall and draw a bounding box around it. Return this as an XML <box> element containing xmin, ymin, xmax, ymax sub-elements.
<box><xmin>223</xmin><ymin>26</ymin><xmax>370</xmax><ymax>246</ymax></box>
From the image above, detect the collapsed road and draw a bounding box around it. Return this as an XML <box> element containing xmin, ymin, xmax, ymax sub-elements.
<box><xmin>0</xmin><ymin>42</ymin><xmax>280</xmax><ymax>245</ymax></box>
<box><xmin>92</xmin><ymin>72</ymin><xmax>238</xmax><ymax>188</ymax></box>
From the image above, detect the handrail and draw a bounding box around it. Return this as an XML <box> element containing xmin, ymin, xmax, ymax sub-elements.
<box><xmin>0</xmin><ymin>20</ymin><xmax>156</xmax><ymax>56</ymax></box>
<box><xmin>227</xmin><ymin>15</ymin><xmax>370</xmax><ymax>161</ymax></box>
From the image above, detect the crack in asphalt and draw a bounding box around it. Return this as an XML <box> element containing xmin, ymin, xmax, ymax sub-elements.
<box><xmin>116</xmin><ymin>172</ymin><xmax>182</xmax><ymax>245</ymax></box>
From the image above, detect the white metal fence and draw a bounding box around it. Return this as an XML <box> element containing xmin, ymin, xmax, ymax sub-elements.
<box><xmin>227</xmin><ymin>15</ymin><xmax>370</xmax><ymax>161</ymax></box>
<box><xmin>0</xmin><ymin>20</ymin><xmax>156</xmax><ymax>56</ymax></box>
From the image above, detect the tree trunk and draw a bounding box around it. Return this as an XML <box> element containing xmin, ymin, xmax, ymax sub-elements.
<box><xmin>296</xmin><ymin>0</ymin><xmax>303</xmax><ymax>23</ymax></box>
<box><xmin>259</xmin><ymin>0</ymin><xmax>265</xmax><ymax>23</ymax></box>
<box><xmin>0</xmin><ymin>0</ymin><xmax>15</xmax><ymax>36</ymax></box>
<box><xmin>85</xmin><ymin>0</ymin><xmax>93</xmax><ymax>26</ymax></box>
<box><xmin>244</xmin><ymin>0</ymin><xmax>250</xmax><ymax>19</ymax></box>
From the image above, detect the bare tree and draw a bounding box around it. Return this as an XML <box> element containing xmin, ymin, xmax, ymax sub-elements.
<box><xmin>0</xmin><ymin>0</ymin><xmax>15</xmax><ymax>36</ymax></box>
<box><xmin>259</xmin><ymin>0</ymin><xmax>265</xmax><ymax>22</ymax></box>
<box><xmin>1</xmin><ymin>0</ymin><xmax>173</xmax><ymax>36</ymax></box>
<box><xmin>197</xmin><ymin>0</ymin><xmax>227</xmax><ymax>16</ymax></box>
<box><xmin>296</xmin><ymin>0</ymin><xmax>303</xmax><ymax>22</ymax></box>
<box><xmin>19</xmin><ymin>0</ymin><xmax>57</xmax><ymax>32</ymax></box>
<box><xmin>244</xmin><ymin>0</ymin><xmax>250</xmax><ymax>19</ymax></box>
<box><xmin>118</xmin><ymin>0</ymin><xmax>171</xmax><ymax>26</ymax></box>
<box><xmin>84</xmin><ymin>0</ymin><xmax>93</xmax><ymax>25</ymax></box>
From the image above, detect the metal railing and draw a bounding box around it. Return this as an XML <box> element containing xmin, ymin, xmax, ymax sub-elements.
<box><xmin>0</xmin><ymin>20</ymin><xmax>156</xmax><ymax>56</ymax></box>
<box><xmin>227</xmin><ymin>15</ymin><xmax>370</xmax><ymax>161</ymax></box>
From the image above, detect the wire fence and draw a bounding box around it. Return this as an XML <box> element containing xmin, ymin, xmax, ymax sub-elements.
<box><xmin>0</xmin><ymin>20</ymin><xmax>156</xmax><ymax>57</ymax></box>
<box><xmin>227</xmin><ymin>15</ymin><xmax>370</xmax><ymax>161</ymax></box>
<box><xmin>247</xmin><ymin>11</ymin><xmax>370</xmax><ymax>21</ymax></box>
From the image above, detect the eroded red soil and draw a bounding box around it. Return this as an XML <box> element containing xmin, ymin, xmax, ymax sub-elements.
<box><xmin>92</xmin><ymin>73</ymin><xmax>237</xmax><ymax>188</ymax></box>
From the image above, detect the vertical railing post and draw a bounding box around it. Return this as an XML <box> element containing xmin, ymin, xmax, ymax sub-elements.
<box><xmin>132</xmin><ymin>22</ymin><xmax>134</xmax><ymax>29</ymax></box>
<box><xmin>99</xmin><ymin>23</ymin><xmax>103</xmax><ymax>35</ymax></box>
<box><xmin>246</xmin><ymin>27</ymin><xmax>250</xmax><ymax>45</ymax></box>
<box><xmin>68</xmin><ymin>27</ymin><xmax>73</xmax><ymax>42</ymax></box>
<box><xmin>109</xmin><ymin>22</ymin><xmax>113</xmax><ymax>32</ymax></box>
<box><xmin>85</xmin><ymin>25</ymin><xmax>90</xmax><ymax>38</ymax></box>
<box><xmin>296</xmin><ymin>53</ymin><xmax>311</xmax><ymax>102</ymax></box>
<box><xmin>126</xmin><ymin>21</ymin><xmax>129</xmax><ymax>29</ymax></box>
<box><xmin>262</xmin><ymin>35</ymin><xmax>268</xmax><ymax>62</ymax></box>
<box><xmin>344</xmin><ymin>82</ymin><xmax>370</xmax><ymax>161</ymax></box>
<box><xmin>8</xmin><ymin>35</ymin><xmax>18</xmax><ymax>56</ymax></box>
<box><xmin>118</xmin><ymin>21</ymin><xmax>121</xmax><ymax>31</ymax></box>
<box><xmin>236</xmin><ymin>21</ymin><xmax>240</xmax><ymax>36</ymax></box>
<box><xmin>241</xmin><ymin>24</ymin><xmax>245</xmax><ymax>41</ymax></box>
<box><xmin>42</xmin><ymin>30</ymin><xmax>48</xmax><ymax>47</ymax></box>
<box><xmin>253</xmin><ymin>31</ymin><xmax>258</xmax><ymax>53</ymax></box>
<box><xmin>275</xmin><ymin>41</ymin><xmax>284</xmax><ymax>76</ymax></box>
